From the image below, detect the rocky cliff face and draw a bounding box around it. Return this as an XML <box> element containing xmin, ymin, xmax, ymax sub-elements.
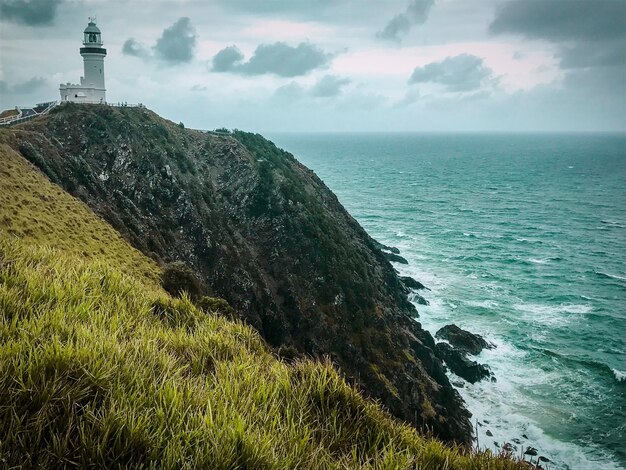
<box><xmin>1</xmin><ymin>103</ymin><xmax>472</xmax><ymax>443</ymax></box>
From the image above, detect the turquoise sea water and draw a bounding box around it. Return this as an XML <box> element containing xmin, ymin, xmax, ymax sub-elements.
<box><xmin>270</xmin><ymin>133</ymin><xmax>626</xmax><ymax>470</ymax></box>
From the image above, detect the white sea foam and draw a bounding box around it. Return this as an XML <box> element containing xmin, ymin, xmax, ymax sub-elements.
<box><xmin>512</xmin><ymin>303</ymin><xmax>592</xmax><ymax>326</ymax></box>
<box><xmin>529</xmin><ymin>257</ymin><xmax>549</xmax><ymax>264</ymax></box>
<box><xmin>612</xmin><ymin>369</ymin><xmax>626</xmax><ymax>382</ymax></box>
<box><xmin>465</xmin><ymin>299</ymin><xmax>499</xmax><ymax>309</ymax></box>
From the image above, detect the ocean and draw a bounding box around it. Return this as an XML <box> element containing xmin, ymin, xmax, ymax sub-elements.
<box><xmin>269</xmin><ymin>133</ymin><xmax>626</xmax><ymax>470</ymax></box>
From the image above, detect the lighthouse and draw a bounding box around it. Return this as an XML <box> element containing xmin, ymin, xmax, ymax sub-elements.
<box><xmin>59</xmin><ymin>19</ymin><xmax>107</xmax><ymax>104</ymax></box>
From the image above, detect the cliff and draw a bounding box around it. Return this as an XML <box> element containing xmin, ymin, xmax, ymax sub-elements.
<box><xmin>0</xmin><ymin>103</ymin><xmax>471</xmax><ymax>443</ymax></box>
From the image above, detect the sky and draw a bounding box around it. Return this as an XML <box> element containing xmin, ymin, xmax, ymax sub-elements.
<box><xmin>0</xmin><ymin>0</ymin><xmax>625</xmax><ymax>132</ymax></box>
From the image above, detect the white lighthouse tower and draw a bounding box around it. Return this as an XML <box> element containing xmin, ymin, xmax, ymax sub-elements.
<box><xmin>59</xmin><ymin>19</ymin><xmax>107</xmax><ymax>103</ymax></box>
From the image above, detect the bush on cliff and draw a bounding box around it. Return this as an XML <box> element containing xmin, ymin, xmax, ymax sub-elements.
<box><xmin>161</xmin><ymin>260</ymin><xmax>204</xmax><ymax>300</ymax></box>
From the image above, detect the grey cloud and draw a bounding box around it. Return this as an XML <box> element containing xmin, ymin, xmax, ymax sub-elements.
<box><xmin>12</xmin><ymin>76</ymin><xmax>46</xmax><ymax>93</ymax></box>
<box><xmin>394</xmin><ymin>89</ymin><xmax>420</xmax><ymax>108</ymax></box>
<box><xmin>216</xmin><ymin>0</ymin><xmax>332</xmax><ymax>16</ymax></box>
<box><xmin>409</xmin><ymin>54</ymin><xmax>494</xmax><ymax>92</ymax></box>
<box><xmin>0</xmin><ymin>0</ymin><xmax>62</xmax><ymax>26</ymax></box>
<box><xmin>378</xmin><ymin>0</ymin><xmax>435</xmax><ymax>42</ymax></box>
<box><xmin>211</xmin><ymin>46</ymin><xmax>244</xmax><ymax>72</ymax></box>
<box><xmin>123</xmin><ymin>17</ymin><xmax>196</xmax><ymax>65</ymax></box>
<box><xmin>489</xmin><ymin>0</ymin><xmax>625</xmax><ymax>42</ymax></box>
<box><xmin>490</xmin><ymin>0</ymin><xmax>626</xmax><ymax>69</ymax></box>
<box><xmin>154</xmin><ymin>17</ymin><xmax>196</xmax><ymax>64</ymax></box>
<box><xmin>272</xmin><ymin>75</ymin><xmax>351</xmax><ymax>103</ymax></box>
<box><xmin>122</xmin><ymin>38</ymin><xmax>150</xmax><ymax>59</ymax></box>
<box><xmin>272</xmin><ymin>82</ymin><xmax>306</xmax><ymax>102</ymax></box>
<box><xmin>560</xmin><ymin>39</ymin><xmax>626</xmax><ymax>69</ymax></box>
<box><xmin>310</xmin><ymin>75</ymin><xmax>350</xmax><ymax>97</ymax></box>
<box><xmin>212</xmin><ymin>42</ymin><xmax>332</xmax><ymax>77</ymax></box>
<box><xmin>0</xmin><ymin>76</ymin><xmax>46</xmax><ymax>95</ymax></box>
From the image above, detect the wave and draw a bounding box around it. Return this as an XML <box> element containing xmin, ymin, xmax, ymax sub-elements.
<box><xmin>612</xmin><ymin>369</ymin><xmax>626</xmax><ymax>382</ymax></box>
<box><xmin>515</xmin><ymin>237</ymin><xmax>544</xmax><ymax>245</ymax></box>
<box><xmin>514</xmin><ymin>303</ymin><xmax>592</xmax><ymax>315</ymax></box>
<box><xmin>532</xmin><ymin>348</ymin><xmax>626</xmax><ymax>385</ymax></box>
<box><xmin>512</xmin><ymin>303</ymin><xmax>593</xmax><ymax>326</ymax></box>
<box><xmin>601</xmin><ymin>220</ymin><xmax>626</xmax><ymax>229</ymax></box>
<box><xmin>595</xmin><ymin>271</ymin><xmax>626</xmax><ymax>282</ymax></box>
<box><xmin>465</xmin><ymin>300</ymin><xmax>499</xmax><ymax>310</ymax></box>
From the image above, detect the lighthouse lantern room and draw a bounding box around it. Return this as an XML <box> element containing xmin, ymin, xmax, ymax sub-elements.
<box><xmin>59</xmin><ymin>18</ymin><xmax>107</xmax><ymax>104</ymax></box>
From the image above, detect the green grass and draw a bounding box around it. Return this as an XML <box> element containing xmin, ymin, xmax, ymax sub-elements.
<box><xmin>0</xmin><ymin>145</ymin><xmax>529</xmax><ymax>468</ymax></box>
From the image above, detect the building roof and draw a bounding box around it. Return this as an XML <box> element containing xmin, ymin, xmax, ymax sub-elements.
<box><xmin>84</xmin><ymin>22</ymin><xmax>101</xmax><ymax>34</ymax></box>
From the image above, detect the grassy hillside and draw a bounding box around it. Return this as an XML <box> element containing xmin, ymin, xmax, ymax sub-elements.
<box><xmin>0</xmin><ymin>138</ymin><xmax>527</xmax><ymax>468</ymax></box>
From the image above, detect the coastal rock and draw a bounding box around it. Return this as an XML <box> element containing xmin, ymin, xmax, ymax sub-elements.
<box><xmin>411</xmin><ymin>293</ymin><xmax>430</xmax><ymax>306</ymax></box>
<box><xmin>435</xmin><ymin>324</ymin><xmax>494</xmax><ymax>355</ymax></box>
<box><xmin>524</xmin><ymin>447</ymin><xmax>538</xmax><ymax>456</ymax></box>
<box><xmin>399</xmin><ymin>276</ymin><xmax>429</xmax><ymax>291</ymax></box>
<box><xmin>372</xmin><ymin>240</ymin><xmax>400</xmax><ymax>254</ymax></box>
<box><xmin>435</xmin><ymin>342</ymin><xmax>492</xmax><ymax>383</ymax></box>
<box><xmin>384</xmin><ymin>252</ymin><xmax>409</xmax><ymax>264</ymax></box>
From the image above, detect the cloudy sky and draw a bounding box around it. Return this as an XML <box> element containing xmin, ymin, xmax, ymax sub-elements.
<box><xmin>0</xmin><ymin>0</ymin><xmax>624</xmax><ymax>132</ymax></box>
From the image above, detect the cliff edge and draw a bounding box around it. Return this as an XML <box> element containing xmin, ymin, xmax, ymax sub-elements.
<box><xmin>0</xmin><ymin>103</ymin><xmax>471</xmax><ymax>443</ymax></box>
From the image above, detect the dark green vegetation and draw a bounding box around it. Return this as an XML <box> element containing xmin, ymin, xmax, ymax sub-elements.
<box><xmin>0</xmin><ymin>141</ymin><xmax>528</xmax><ymax>468</ymax></box>
<box><xmin>1</xmin><ymin>103</ymin><xmax>471</xmax><ymax>443</ymax></box>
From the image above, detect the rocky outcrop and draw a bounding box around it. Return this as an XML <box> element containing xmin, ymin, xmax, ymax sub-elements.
<box><xmin>0</xmin><ymin>103</ymin><xmax>472</xmax><ymax>444</ymax></box>
<box><xmin>372</xmin><ymin>240</ymin><xmax>400</xmax><ymax>254</ymax></box>
<box><xmin>383</xmin><ymin>252</ymin><xmax>409</xmax><ymax>264</ymax></box>
<box><xmin>435</xmin><ymin>343</ymin><xmax>493</xmax><ymax>383</ymax></box>
<box><xmin>436</xmin><ymin>324</ymin><xmax>494</xmax><ymax>355</ymax></box>
<box><xmin>400</xmin><ymin>276</ymin><xmax>429</xmax><ymax>291</ymax></box>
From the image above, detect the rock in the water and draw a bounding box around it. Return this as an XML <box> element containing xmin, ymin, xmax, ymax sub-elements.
<box><xmin>486</xmin><ymin>430</ymin><xmax>493</xmax><ymax>437</ymax></box>
<box><xmin>383</xmin><ymin>252</ymin><xmax>409</xmax><ymax>264</ymax></box>
<box><xmin>538</xmin><ymin>456</ymin><xmax>550</xmax><ymax>463</ymax></box>
<box><xmin>411</xmin><ymin>293</ymin><xmax>429</xmax><ymax>306</ymax></box>
<box><xmin>435</xmin><ymin>342</ymin><xmax>493</xmax><ymax>383</ymax></box>
<box><xmin>372</xmin><ymin>239</ymin><xmax>400</xmax><ymax>254</ymax></box>
<box><xmin>524</xmin><ymin>447</ymin><xmax>538</xmax><ymax>456</ymax></box>
<box><xmin>435</xmin><ymin>324</ymin><xmax>494</xmax><ymax>355</ymax></box>
<box><xmin>399</xmin><ymin>276</ymin><xmax>429</xmax><ymax>291</ymax></box>
<box><xmin>502</xmin><ymin>443</ymin><xmax>516</xmax><ymax>453</ymax></box>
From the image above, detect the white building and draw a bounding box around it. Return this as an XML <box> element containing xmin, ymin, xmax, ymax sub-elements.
<box><xmin>60</xmin><ymin>19</ymin><xmax>107</xmax><ymax>104</ymax></box>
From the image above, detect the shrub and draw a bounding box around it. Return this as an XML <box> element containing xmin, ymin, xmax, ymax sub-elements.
<box><xmin>161</xmin><ymin>261</ymin><xmax>203</xmax><ymax>300</ymax></box>
<box><xmin>196</xmin><ymin>296</ymin><xmax>237</xmax><ymax>319</ymax></box>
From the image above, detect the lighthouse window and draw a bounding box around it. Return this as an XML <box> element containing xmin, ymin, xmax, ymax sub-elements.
<box><xmin>89</xmin><ymin>33</ymin><xmax>97</xmax><ymax>43</ymax></box>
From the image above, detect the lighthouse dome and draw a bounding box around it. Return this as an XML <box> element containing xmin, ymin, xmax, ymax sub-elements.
<box><xmin>84</xmin><ymin>22</ymin><xmax>101</xmax><ymax>34</ymax></box>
